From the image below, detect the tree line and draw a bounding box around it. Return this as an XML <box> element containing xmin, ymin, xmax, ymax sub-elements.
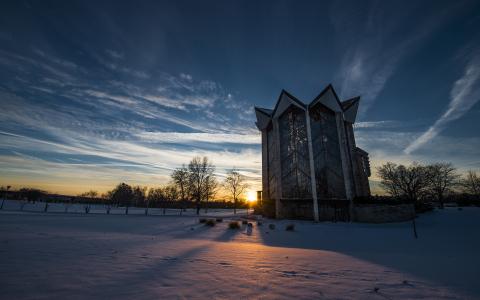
<box><xmin>3</xmin><ymin>159</ymin><xmax>479</xmax><ymax>213</ymax></box>
<box><xmin>376</xmin><ymin>162</ymin><xmax>480</xmax><ymax>208</ymax></box>
<box><xmin>1</xmin><ymin>156</ymin><xmax>250</xmax><ymax>215</ymax></box>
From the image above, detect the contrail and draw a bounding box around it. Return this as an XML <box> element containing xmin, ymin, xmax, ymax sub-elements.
<box><xmin>405</xmin><ymin>54</ymin><xmax>480</xmax><ymax>154</ymax></box>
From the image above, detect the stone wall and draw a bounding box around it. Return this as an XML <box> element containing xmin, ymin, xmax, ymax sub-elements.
<box><xmin>278</xmin><ymin>199</ymin><xmax>314</xmax><ymax>220</ymax></box>
<box><xmin>263</xmin><ymin>200</ymin><xmax>415</xmax><ymax>223</ymax></box>
<box><xmin>353</xmin><ymin>204</ymin><xmax>415</xmax><ymax>223</ymax></box>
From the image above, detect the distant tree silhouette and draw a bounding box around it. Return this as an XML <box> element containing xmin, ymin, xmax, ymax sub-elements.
<box><xmin>132</xmin><ymin>186</ymin><xmax>147</xmax><ymax>207</ymax></box>
<box><xmin>163</xmin><ymin>184</ymin><xmax>178</xmax><ymax>214</ymax></box>
<box><xmin>377</xmin><ymin>162</ymin><xmax>431</xmax><ymax>238</ymax></box>
<box><xmin>147</xmin><ymin>187</ymin><xmax>165</xmax><ymax>203</ymax></box>
<box><xmin>377</xmin><ymin>162</ymin><xmax>430</xmax><ymax>203</ymax></box>
<box><xmin>19</xmin><ymin>188</ymin><xmax>46</xmax><ymax>203</ymax></box>
<box><xmin>102</xmin><ymin>190</ymin><xmax>114</xmax><ymax>214</ymax></box>
<box><xmin>79</xmin><ymin>190</ymin><xmax>98</xmax><ymax>213</ymax></box>
<box><xmin>425</xmin><ymin>163</ymin><xmax>459</xmax><ymax>208</ymax></box>
<box><xmin>0</xmin><ymin>185</ymin><xmax>11</xmax><ymax>210</ymax></box>
<box><xmin>224</xmin><ymin>168</ymin><xmax>248</xmax><ymax>214</ymax></box>
<box><xmin>188</xmin><ymin>156</ymin><xmax>215</xmax><ymax>215</ymax></box>
<box><xmin>203</xmin><ymin>175</ymin><xmax>218</xmax><ymax>213</ymax></box>
<box><xmin>461</xmin><ymin>171</ymin><xmax>480</xmax><ymax>197</ymax></box>
<box><xmin>171</xmin><ymin>165</ymin><xmax>190</xmax><ymax>214</ymax></box>
<box><xmin>109</xmin><ymin>183</ymin><xmax>134</xmax><ymax>214</ymax></box>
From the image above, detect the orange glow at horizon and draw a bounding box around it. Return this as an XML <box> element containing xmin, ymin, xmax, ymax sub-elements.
<box><xmin>246</xmin><ymin>190</ymin><xmax>257</xmax><ymax>203</ymax></box>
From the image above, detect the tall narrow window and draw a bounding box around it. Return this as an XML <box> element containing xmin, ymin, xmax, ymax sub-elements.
<box><xmin>310</xmin><ymin>104</ymin><xmax>346</xmax><ymax>199</ymax></box>
<box><xmin>278</xmin><ymin>106</ymin><xmax>311</xmax><ymax>199</ymax></box>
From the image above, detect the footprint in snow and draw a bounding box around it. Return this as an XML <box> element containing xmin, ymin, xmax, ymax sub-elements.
<box><xmin>283</xmin><ymin>271</ymin><xmax>297</xmax><ymax>276</ymax></box>
<box><xmin>278</xmin><ymin>270</ymin><xmax>311</xmax><ymax>279</ymax></box>
<box><xmin>160</xmin><ymin>256</ymin><xmax>178</xmax><ymax>261</ymax></box>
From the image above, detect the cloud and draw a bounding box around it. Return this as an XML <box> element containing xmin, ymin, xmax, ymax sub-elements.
<box><xmin>404</xmin><ymin>54</ymin><xmax>480</xmax><ymax>154</ymax></box>
<box><xmin>33</xmin><ymin>48</ymin><xmax>79</xmax><ymax>70</ymax></box>
<box><xmin>331</xmin><ymin>1</ymin><xmax>458</xmax><ymax>115</ymax></box>
<box><xmin>135</xmin><ymin>132</ymin><xmax>260</xmax><ymax>145</ymax></box>
<box><xmin>354</xmin><ymin>120</ymin><xmax>400</xmax><ymax>129</ymax></box>
<box><xmin>105</xmin><ymin>49</ymin><xmax>124</xmax><ymax>60</ymax></box>
<box><xmin>179</xmin><ymin>73</ymin><xmax>192</xmax><ymax>81</ymax></box>
<box><xmin>137</xmin><ymin>94</ymin><xmax>187</xmax><ymax>110</ymax></box>
<box><xmin>0</xmin><ymin>50</ymin><xmax>81</xmax><ymax>83</ymax></box>
<box><xmin>84</xmin><ymin>90</ymin><xmax>138</xmax><ymax>105</ymax></box>
<box><xmin>0</xmin><ymin>45</ymin><xmax>260</xmax><ymax>194</ymax></box>
<box><xmin>0</xmin><ymin>128</ymin><xmax>262</xmax><ymax>194</ymax></box>
<box><xmin>354</xmin><ymin>129</ymin><xmax>480</xmax><ymax>182</ymax></box>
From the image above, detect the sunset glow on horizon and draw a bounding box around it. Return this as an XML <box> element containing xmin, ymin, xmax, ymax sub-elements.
<box><xmin>246</xmin><ymin>190</ymin><xmax>257</xmax><ymax>203</ymax></box>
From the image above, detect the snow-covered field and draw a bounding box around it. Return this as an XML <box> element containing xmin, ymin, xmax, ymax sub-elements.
<box><xmin>1</xmin><ymin>206</ymin><xmax>479</xmax><ymax>299</ymax></box>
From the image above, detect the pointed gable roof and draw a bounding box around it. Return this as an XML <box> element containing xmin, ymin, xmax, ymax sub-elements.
<box><xmin>308</xmin><ymin>84</ymin><xmax>343</xmax><ymax>112</ymax></box>
<box><xmin>272</xmin><ymin>89</ymin><xmax>306</xmax><ymax>119</ymax></box>
<box><xmin>253</xmin><ymin>84</ymin><xmax>362</xmax><ymax>130</ymax></box>
<box><xmin>341</xmin><ymin>97</ymin><xmax>360</xmax><ymax>123</ymax></box>
<box><xmin>256</xmin><ymin>107</ymin><xmax>273</xmax><ymax>115</ymax></box>
<box><xmin>254</xmin><ymin>106</ymin><xmax>272</xmax><ymax>130</ymax></box>
<box><xmin>341</xmin><ymin>96</ymin><xmax>360</xmax><ymax>110</ymax></box>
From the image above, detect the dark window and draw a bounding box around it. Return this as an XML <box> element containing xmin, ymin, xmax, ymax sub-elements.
<box><xmin>310</xmin><ymin>104</ymin><xmax>346</xmax><ymax>199</ymax></box>
<box><xmin>267</xmin><ymin>124</ymin><xmax>276</xmax><ymax>200</ymax></box>
<box><xmin>278</xmin><ymin>106</ymin><xmax>311</xmax><ymax>199</ymax></box>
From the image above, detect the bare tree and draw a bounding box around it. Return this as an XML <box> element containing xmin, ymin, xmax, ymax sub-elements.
<box><xmin>376</xmin><ymin>162</ymin><xmax>402</xmax><ymax>197</ymax></box>
<box><xmin>224</xmin><ymin>168</ymin><xmax>249</xmax><ymax>214</ymax></box>
<box><xmin>18</xmin><ymin>188</ymin><xmax>46</xmax><ymax>211</ymax></box>
<box><xmin>171</xmin><ymin>165</ymin><xmax>190</xmax><ymax>215</ymax></box>
<box><xmin>425</xmin><ymin>163</ymin><xmax>459</xmax><ymax>208</ymax></box>
<box><xmin>204</xmin><ymin>175</ymin><xmax>218</xmax><ymax>213</ymax></box>
<box><xmin>109</xmin><ymin>183</ymin><xmax>133</xmax><ymax>214</ymax></box>
<box><xmin>80</xmin><ymin>190</ymin><xmax>98</xmax><ymax>213</ymax></box>
<box><xmin>377</xmin><ymin>162</ymin><xmax>431</xmax><ymax>239</ymax></box>
<box><xmin>102</xmin><ymin>190</ymin><xmax>114</xmax><ymax>214</ymax></box>
<box><xmin>0</xmin><ymin>185</ymin><xmax>11</xmax><ymax>210</ymax></box>
<box><xmin>377</xmin><ymin>162</ymin><xmax>430</xmax><ymax>203</ymax></box>
<box><xmin>188</xmin><ymin>156</ymin><xmax>215</xmax><ymax>215</ymax></box>
<box><xmin>461</xmin><ymin>170</ymin><xmax>480</xmax><ymax>197</ymax></box>
<box><xmin>132</xmin><ymin>186</ymin><xmax>147</xmax><ymax>207</ymax></box>
<box><xmin>161</xmin><ymin>184</ymin><xmax>178</xmax><ymax>214</ymax></box>
<box><xmin>147</xmin><ymin>187</ymin><xmax>166</xmax><ymax>203</ymax></box>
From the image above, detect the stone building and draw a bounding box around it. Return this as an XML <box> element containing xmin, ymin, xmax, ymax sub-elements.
<box><xmin>255</xmin><ymin>84</ymin><xmax>371</xmax><ymax>221</ymax></box>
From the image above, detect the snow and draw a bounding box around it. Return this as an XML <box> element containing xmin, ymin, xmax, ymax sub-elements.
<box><xmin>1</xmin><ymin>203</ymin><xmax>479</xmax><ymax>299</ymax></box>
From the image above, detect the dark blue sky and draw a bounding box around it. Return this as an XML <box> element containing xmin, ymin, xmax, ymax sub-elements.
<box><xmin>1</xmin><ymin>0</ymin><xmax>479</xmax><ymax>194</ymax></box>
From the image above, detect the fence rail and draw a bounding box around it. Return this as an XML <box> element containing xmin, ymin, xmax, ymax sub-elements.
<box><xmin>0</xmin><ymin>199</ymin><xmax>249</xmax><ymax>217</ymax></box>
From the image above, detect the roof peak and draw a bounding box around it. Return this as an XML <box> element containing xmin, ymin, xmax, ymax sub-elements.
<box><xmin>261</xmin><ymin>84</ymin><xmax>361</xmax><ymax>116</ymax></box>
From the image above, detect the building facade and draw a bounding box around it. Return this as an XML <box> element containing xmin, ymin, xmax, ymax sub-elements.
<box><xmin>255</xmin><ymin>84</ymin><xmax>371</xmax><ymax>221</ymax></box>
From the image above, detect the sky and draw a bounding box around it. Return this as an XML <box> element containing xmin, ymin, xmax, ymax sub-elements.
<box><xmin>1</xmin><ymin>0</ymin><xmax>480</xmax><ymax>195</ymax></box>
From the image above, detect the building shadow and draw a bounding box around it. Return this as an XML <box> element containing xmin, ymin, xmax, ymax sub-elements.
<box><xmin>255</xmin><ymin>209</ymin><xmax>480</xmax><ymax>298</ymax></box>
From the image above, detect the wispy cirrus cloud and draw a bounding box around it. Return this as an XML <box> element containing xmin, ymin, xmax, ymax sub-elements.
<box><xmin>355</xmin><ymin>129</ymin><xmax>480</xmax><ymax>182</ymax></box>
<box><xmin>404</xmin><ymin>54</ymin><xmax>480</xmax><ymax>154</ymax></box>
<box><xmin>0</xmin><ymin>46</ymin><xmax>259</xmax><ymax>194</ymax></box>
<box><xmin>354</xmin><ymin>120</ymin><xmax>400</xmax><ymax>129</ymax></box>
<box><xmin>0</xmin><ymin>128</ymin><xmax>261</xmax><ymax>194</ymax></box>
<box><xmin>331</xmin><ymin>1</ymin><xmax>458</xmax><ymax>115</ymax></box>
<box><xmin>136</xmin><ymin>131</ymin><xmax>259</xmax><ymax>145</ymax></box>
<box><xmin>105</xmin><ymin>49</ymin><xmax>124</xmax><ymax>60</ymax></box>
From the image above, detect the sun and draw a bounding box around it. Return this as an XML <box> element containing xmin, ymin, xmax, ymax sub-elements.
<box><xmin>246</xmin><ymin>190</ymin><xmax>257</xmax><ymax>203</ymax></box>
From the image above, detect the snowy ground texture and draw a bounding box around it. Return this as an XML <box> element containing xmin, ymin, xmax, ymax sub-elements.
<box><xmin>1</xmin><ymin>204</ymin><xmax>479</xmax><ymax>299</ymax></box>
